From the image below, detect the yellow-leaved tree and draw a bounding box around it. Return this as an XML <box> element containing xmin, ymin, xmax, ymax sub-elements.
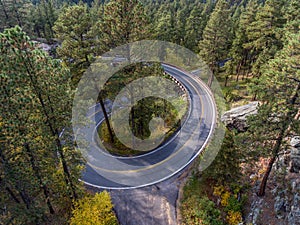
<box><xmin>70</xmin><ymin>191</ymin><xmax>118</xmax><ymax>225</ymax></box>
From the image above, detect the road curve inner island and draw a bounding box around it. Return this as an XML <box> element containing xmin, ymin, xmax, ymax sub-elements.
<box><xmin>80</xmin><ymin>64</ymin><xmax>217</xmax><ymax>189</ymax></box>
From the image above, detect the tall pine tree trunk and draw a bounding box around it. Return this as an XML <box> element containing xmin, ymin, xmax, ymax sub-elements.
<box><xmin>18</xmin><ymin>190</ymin><xmax>31</xmax><ymax>209</ymax></box>
<box><xmin>257</xmin><ymin>133</ymin><xmax>283</xmax><ymax>196</ymax></box>
<box><xmin>224</xmin><ymin>75</ymin><xmax>229</xmax><ymax>87</ymax></box>
<box><xmin>236</xmin><ymin>62</ymin><xmax>242</xmax><ymax>82</ymax></box>
<box><xmin>0</xmin><ymin>175</ymin><xmax>21</xmax><ymax>204</ymax></box>
<box><xmin>18</xmin><ymin>48</ymin><xmax>78</xmax><ymax>201</ymax></box>
<box><xmin>258</xmin><ymin>83</ymin><xmax>299</xmax><ymax>196</ymax></box>
<box><xmin>208</xmin><ymin>67</ymin><xmax>215</xmax><ymax>87</ymax></box>
<box><xmin>5</xmin><ymin>186</ymin><xmax>21</xmax><ymax>204</ymax></box>
<box><xmin>24</xmin><ymin>143</ymin><xmax>55</xmax><ymax>214</ymax></box>
<box><xmin>99</xmin><ymin>97</ymin><xmax>114</xmax><ymax>143</ymax></box>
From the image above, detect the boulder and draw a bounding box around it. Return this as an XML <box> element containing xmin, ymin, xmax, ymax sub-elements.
<box><xmin>221</xmin><ymin>102</ymin><xmax>259</xmax><ymax>132</ymax></box>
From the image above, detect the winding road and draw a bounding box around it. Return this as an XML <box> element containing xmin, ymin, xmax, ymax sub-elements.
<box><xmin>80</xmin><ymin>64</ymin><xmax>216</xmax><ymax>189</ymax></box>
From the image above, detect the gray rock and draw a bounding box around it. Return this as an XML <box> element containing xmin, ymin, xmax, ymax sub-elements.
<box><xmin>290</xmin><ymin>137</ymin><xmax>300</xmax><ymax>173</ymax></box>
<box><xmin>288</xmin><ymin>193</ymin><xmax>300</xmax><ymax>225</ymax></box>
<box><xmin>291</xmin><ymin>137</ymin><xmax>300</xmax><ymax>148</ymax></box>
<box><xmin>38</xmin><ymin>43</ymin><xmax>52</xmax><ymax>52</ymax></box>
<box><xmin>32</xmin><ymin>40</ymin><xmax>59</xmax><ymax>57</ymax></box>
<box><xmin>245</xmin><ymin>196</ymin><xmax>263</xmax><ymax>225</ymax></box>
<box><xmin>274</xmin><ymin>195</ymin><xmax>287</xmax><ymax>219</ymax></box>
<box><xmin>221</xmin><ymin>102</ymin><xmax>259</xmax><ymax>132</ymax></box>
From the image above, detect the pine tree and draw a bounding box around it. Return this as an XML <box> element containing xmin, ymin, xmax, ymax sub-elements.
<box><xmin>283</xmin><ymin>0</ymin><xmax>300</xmax><ymax>35</ymax></box>
<box><xmin>202</xmin><ymin>131</ymin><xmax>244</xmax><ymax>183</ymax></box>
<box><xmin>31</xmin><ymin>0</ymin><xmax>58</xmax><ymax>40</ymax></box>
<box><xmin>173</xmin><ymin>5</ymin><xmax>188</xmax><ymax>45</ymax></box>
<box><xmin>226</xmin><ymin>0</ymin><xmax>259</xmax><ymax>83</ymax></box>
<box><xmin>184</xmin><ymin>3</ymin><xmax>206</xmax><ymax>52</ymax></box>
<box><xmin>93</xmin><ymin>0</ymin><xmax>151</xmax><ymax>143</ymax></box>
<box><xmin>53</xmin><ymin>3</ymin><xmax>95</xmax><ymax>85</ymax></box>
<box><xmin>198</xmin><ymin>0</ymin><xmax>232</xmax><ymax>86</ymax></box>
<box><xmin>245</xmin><ymin>0</ymin><xmax>286</xmax><ymax>78</ymax></box>
<box><xmin>244</xmin><ymin>30</ymin><xmax>300</xmax><ymax>196</ymax></box>
<box><xmin>154</xmin><ymin>8</ymin><xmax>176</xmax><ymax>42</ymax></box>
<box><xmin>95</xmin><ymin>0</ymin><xmax>151</xmax><ymax>53</ymax></box>
<box><xmin>0</xmin><ymin>26</ymin><xmax>83</xmax><ymax>223</ymax></box>
<box><xmin>0</xmin><ymin>0</ymin><xmax>33</xmax><ymax>33</ymax></box>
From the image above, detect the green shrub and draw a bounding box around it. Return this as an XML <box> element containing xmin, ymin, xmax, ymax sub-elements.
<box><xmin>181</xmin><ymin>195</ymin><xmax>224</xmax><ymax>225</ymax></box>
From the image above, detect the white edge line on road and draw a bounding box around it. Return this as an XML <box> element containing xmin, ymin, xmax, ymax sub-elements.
<box><xmin>80</xmin><ymin>64</ymin><xmax>217</xmax><ymax>190</ymax></box>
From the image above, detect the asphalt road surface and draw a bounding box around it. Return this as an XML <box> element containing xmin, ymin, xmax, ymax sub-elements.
<box><xmin>80</xmin><ymin>64</ymin><xmax>216</xmax><ymax>189</ymax></box>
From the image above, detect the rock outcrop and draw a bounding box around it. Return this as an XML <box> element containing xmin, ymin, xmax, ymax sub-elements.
<box><xmin>268</xmin><ymin>137</ymin><xmax>300</xmax><ymax>224</ymax></box>
<box><xmin>221</xmin><ymin>101</ymin><xmax>259</xmax><ymax>131</ymax></box>
<box><xmin>223</xmin><ymin>103</ymin><xmax>300</xmax><ymax>224</ymax></box>
<box><xmin>290</xmin><ymin>136</ymin><xmax>300</xmax><ymax>173</ymax></box>
<box><xmin>287</xmin><ymin>137</ymin><xmax>300</xmax><ymax>224</ymax></box>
